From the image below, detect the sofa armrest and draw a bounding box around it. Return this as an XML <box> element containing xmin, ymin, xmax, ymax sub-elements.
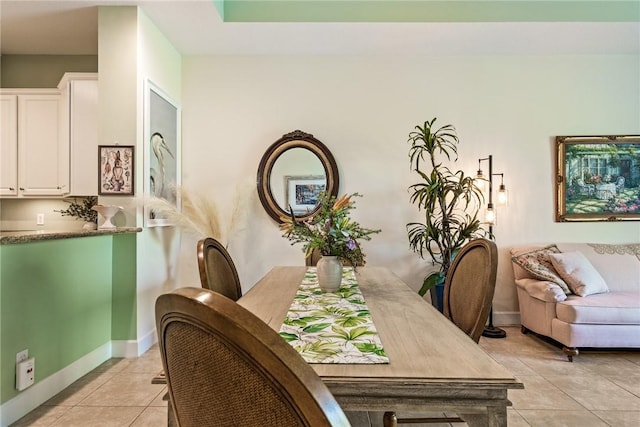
<box><xmin>515</xmin><ymin>278</ymin><xmax>567</xmax><ymax>302</ymax></box>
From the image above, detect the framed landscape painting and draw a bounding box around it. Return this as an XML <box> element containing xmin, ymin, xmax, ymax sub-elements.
<box><xmin>555</xmin><ymin>135</ymin><xmax>640</xmax><ymax>222</ymax></box>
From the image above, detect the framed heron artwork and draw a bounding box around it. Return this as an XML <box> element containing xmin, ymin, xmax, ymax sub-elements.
<box><xmin>144</xmin><ymin>79</ymin><xmax>182</xmax><ymax>227</ymax></box>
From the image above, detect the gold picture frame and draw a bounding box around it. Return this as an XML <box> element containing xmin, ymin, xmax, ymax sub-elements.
<box><xmin>555</xmin><ymin>135</ymin><xmax>640</xmax><ymax>222</ymax></box>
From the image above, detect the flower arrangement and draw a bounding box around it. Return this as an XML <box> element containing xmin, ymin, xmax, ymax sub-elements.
<box><xmin>280</xmin><ymin>191</ymin><xmax>381</xmax><ymax>267</ymax></box>
<box><xmin>55</xmin><ymin>196</ymin><xmax>98</xmax><ymax>223</ymax></box>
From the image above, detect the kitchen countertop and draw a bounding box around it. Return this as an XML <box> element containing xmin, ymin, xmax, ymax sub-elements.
<box><xmin>0</xmin><ymin>227</ymin><xmax>142</xmax><ymax>245</ymax></box>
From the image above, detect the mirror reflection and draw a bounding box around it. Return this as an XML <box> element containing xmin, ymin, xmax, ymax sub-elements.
<box><xmin>257</xmin><ymin>130</ymin><xmax>339</xmax><ymax>223</ymax></box>
<box><xmin>270</xmin><ymin>148</ymin><xmax>326</xmax><ymax>214</ymax></box>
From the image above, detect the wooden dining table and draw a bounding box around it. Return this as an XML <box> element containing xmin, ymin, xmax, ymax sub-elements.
<box><xmin>238</xmin><ymin>266</ymin><xmax>523</xmax><ymax>427</ymax></box>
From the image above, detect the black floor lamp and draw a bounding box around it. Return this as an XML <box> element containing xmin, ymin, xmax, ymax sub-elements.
<box><xmin>476</xmin><ymin>155</ymin><xmax>508</xmax><ymax>339</ymax></box>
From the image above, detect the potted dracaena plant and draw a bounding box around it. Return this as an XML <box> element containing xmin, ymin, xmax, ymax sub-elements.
<box><xmin>405</xmin><ymin>118</ymin><xmax>485</xmax><ymax>311</ymax></box>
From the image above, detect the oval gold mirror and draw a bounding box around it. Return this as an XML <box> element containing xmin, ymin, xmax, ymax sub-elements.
<box><xmin>257</xmin><ymin>130</ymin><xmax>339</xmax><ymax>223</ymax></box>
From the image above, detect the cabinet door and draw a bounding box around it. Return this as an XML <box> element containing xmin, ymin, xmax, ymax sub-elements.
<box><xmin>18</xmin><ymin>94</ymin><xmax>69</xmax><ymax>196</ymax></box>
<box><xmin>0</xmin><ymin>95</ymin><xmax>18</xmax><ymax>196</ymax></box>
<box><xmin>69</xmin><ymin>79</ymin><xmax>98</xmax><ymax>195</ymax></box>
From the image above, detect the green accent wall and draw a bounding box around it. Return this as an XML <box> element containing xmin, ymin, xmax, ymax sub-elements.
<box><xmin>222</xmin><ymin>0</ymin><xmax>640</xmax><ymax>22</ymax></box>
<box><xmin>213</xmin><ymin>0</ymin><xmax>225</xmax><ymax>20</ymax></box>
<box><xmin>0</xmin><ymin>234</ymin><xmax>137</xmax><ymax>404</ymax></box>
<box><xmin>0</xmin><ymin>55</ymin><xmax>98</xmax><ymax>88</ymax></box>
<box><xmin>111</xmin><ymin>233</ymin><xmax>137</xmax><ymax>340</ymax></box>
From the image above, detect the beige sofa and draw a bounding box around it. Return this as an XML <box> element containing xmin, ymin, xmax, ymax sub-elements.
<box><xmin>510</xmin><ymin>243</ymin><xmax>640</xmax><ymax>361</ymax></box>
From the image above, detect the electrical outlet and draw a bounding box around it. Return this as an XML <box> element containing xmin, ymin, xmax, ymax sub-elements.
<box><xmin>36</xmin><ymin>213</ymin><xmax>44</xmax><ymax>226</ymax></box>
<box><xmin>16</xmin><ymin>349</ymin><xmax>28</xmax><ymax>364</ymax></box>
<box><xmin>16</xmin><ymin>357</ymin><xmax>35</xmax><ymax>391</ymax></box>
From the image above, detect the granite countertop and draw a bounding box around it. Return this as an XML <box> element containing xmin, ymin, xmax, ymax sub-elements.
<box><xmin>0</xmin><ymin>227</ymin><xmax>142</xmax><ymax>245</ymax></box>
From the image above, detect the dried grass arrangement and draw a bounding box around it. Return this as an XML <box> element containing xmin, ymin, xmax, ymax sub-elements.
<box><xmin>145</xmin><ymin>186</ymin><xmax>222</xmax><ymax>240</ymax></box>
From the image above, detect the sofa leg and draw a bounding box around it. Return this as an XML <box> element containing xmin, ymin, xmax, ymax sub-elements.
<box><xmin>520</xmin><ymin>325</ymin><xmax>528</xmax><ymax>334</ymax></box>
<box><xmin>562</xmin><ymin>346</ymin><xmax>579</xmax><ymax>362</ymax></box>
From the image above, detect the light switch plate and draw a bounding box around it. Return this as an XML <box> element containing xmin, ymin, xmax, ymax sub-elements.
<box><xmin>16</xmin><ymin>349</ymin><xmax>28</xmax><ymax>364</ymax></box>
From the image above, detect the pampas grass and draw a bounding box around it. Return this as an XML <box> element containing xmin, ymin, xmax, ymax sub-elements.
<box><xmin>145</xmin><ymin>186</ymin><xmax>222</xmax><ymax>240</ymax></box>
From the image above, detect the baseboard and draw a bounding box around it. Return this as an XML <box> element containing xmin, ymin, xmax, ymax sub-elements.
<box><xmin>0</xmin><ymin>342</ymin><xmax>111</xmax><ymax>427</ymax></box>
<box><xmin>138</xmin><ymin>328</ymin><xmax>158</xmax><ymax>355</ymax></box>
<box><xmin>111</xmin><ymin>328</ymin><xmax>157</xmax><ymax>358</ymax></box>
<box><xmin>110</xmin><ymin>339</ymin><xmax>139</xmax><ymax>358</ymax></box>
<box><xmin>0</xmin><ymin>330</ymin><xmax>158</xmax><ymax>427</ymax></box>
<box><xmin>493</xmin><ymin>311</ymin><xmax>521</xmax><ymax>327</ymax></box>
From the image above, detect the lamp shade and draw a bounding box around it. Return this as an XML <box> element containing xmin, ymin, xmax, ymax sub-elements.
<box><xmin>497</xmin><ymin>184</ymin><xmax>508</xmax><ymax>206</ymax></box>
<box><xmin>485</xmin><ymin>203</ymin><xmax>496</xmax><ymax>225</ymax></box>
<box><xmin>475</xmin><ymin>170</ymin><xmax>486</xmax><ymax>191</ymax></box>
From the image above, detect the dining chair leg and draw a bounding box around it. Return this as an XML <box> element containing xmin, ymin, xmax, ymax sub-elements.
<box><xmin>383</xmin><ymin>411</ymin><xmax>397</xmax><ymax>427</ymax></box>
<box><xmin>167</xmin><ymin>399</ymin><xmax>177</xmax><ymax>427</ymax></box>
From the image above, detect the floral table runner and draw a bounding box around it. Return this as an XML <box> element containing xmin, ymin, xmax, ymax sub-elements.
<box><xmin>278</xmin><ymin>267</ymin><xmax>389</xmax><ymax>364</ymax></box>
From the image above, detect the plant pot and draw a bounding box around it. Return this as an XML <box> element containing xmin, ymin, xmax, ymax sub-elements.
<box><xmin>82</xmin><ymin>221</ymin><xmax>97</xmax><ymax>231</ymax></box>
<box><xmin>430</xmin><ymin>281</ymin><xmax>446</xmax><ymax>313</ymax></box>
<box><xmin>316</xmin><ymin>256</ymin><xmax>343</xmax><ymax>293</ymax></box>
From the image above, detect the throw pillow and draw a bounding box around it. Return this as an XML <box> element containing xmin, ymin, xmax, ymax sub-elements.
<box><xmin>511</xmin><ymin>244</ymin><xmax>571</xmax><ymax>294</ymax></box>
<box><xmin>549</xmin><ymin>251</ymin><xmax>609</xmax><ymax>297</ymax></box>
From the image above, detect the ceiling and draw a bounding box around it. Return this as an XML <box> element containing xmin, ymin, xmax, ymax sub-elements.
<box><xmin>0</xmin><ymin>0</ymin><xmax>639</xmax><ymax>56</ymax></box>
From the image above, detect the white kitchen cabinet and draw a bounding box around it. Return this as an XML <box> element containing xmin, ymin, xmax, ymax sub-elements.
<box><xmin>0</xmin><ymin>89</ymin><xmax>69</xmax><ymax>197</ymax></box>
<box><xmin>59</xmin><ymin>73</ymin><xmax>98</xmax><ymax>195</ymax></box>
<box><xmin>0</xmin><ymin>95</ymin><xmax>18</xmax><ymax>196</ymax></box>
<box><xmin>18</xmin><ymin>93</ymin><xmax>69</xmax><ymax>196</ymax></box>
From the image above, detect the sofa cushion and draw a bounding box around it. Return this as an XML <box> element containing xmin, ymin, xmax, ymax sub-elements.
<box><xmin>511</xmin><ymin>244</ymin><xmax>571</xmax><ymax>294</ymax></box>
<box><xmin>556</xmin><ymin>243</ymin><xmax>640</xmax><ymax>293</ymax></box>
<box><xmin>549</xmin><ymin>251</ymin><xmax>609</xmax><ymax>297</ymax></box>
<box><xmin>556</xmin><ymin>292</ymin><xmax>640</xmax><ymax>325</ymax></box>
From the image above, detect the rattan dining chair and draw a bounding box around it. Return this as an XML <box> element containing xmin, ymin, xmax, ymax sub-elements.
<box><xmin>197</xmin><ymin>237</ymin><xmax>242</xmax><ymax>301</ymax></box>
<box><xmin>383</xmin><ymin>238</ymin><xmax>498</xmax><ymax>426</ymax></box>
<box><xmin>153</xmin><ymin>237</ymin><xmax>244</xmax><ymax>425</ymax></box>
<box><xmin>156</xmin><ymin>287</ymin><xmax>351</xmax><ymax>427</ymax></box>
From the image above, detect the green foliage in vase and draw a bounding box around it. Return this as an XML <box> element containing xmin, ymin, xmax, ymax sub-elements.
<box><xmin>55</xmin><ymin>196</ymin><xmax>98</xmax><ymax>223</ymax></box>
<box><xmin>281</xmin><ymin>191</ymin><xmax>381</xmax><ymax>267</ymax></box>
<box><xmin>405</xmin><ymin>118</ymin><xmax>485</xmax><ymax>296</ymax></box>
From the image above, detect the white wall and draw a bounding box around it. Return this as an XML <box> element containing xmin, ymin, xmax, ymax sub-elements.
<box><xmin>135</xmin><ymin>9</ymin><xmax>183</xmax><ymax>348</ymax></box>
<box><xmin>99</xmin><ymin>6</ymin><xmax>182</xmax><ymax>353</ymax></box>
<box><xmin>180</xmin><ymin>54</ymin><xmax>640</xmax><ymax>322</ymax></box>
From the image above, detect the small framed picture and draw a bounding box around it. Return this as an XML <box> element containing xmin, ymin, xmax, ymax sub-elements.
<box><xmin>285</xmin><ymin>175</ymin><xmax>326</xmax><ymax>215</ymax></box>
<box><xmin>555</xmin><ymin>135</ymin><xmax>640</xmax><ymax>222</ymax></box>
<box><xmin>98</xmin><ymin>145</ymin><xmax>134</xmax><ymax>195</ymax></box>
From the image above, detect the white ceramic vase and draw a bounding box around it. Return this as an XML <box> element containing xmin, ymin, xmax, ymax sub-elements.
<box><xmin>92</xmin><ymin>205</ymin><xmax>123</xmax><ymax>229</ymax></box>
<box><xmin>317</xmin><ymin>256</ymin><xmax>343</xmax><ymax>293</ymax></box>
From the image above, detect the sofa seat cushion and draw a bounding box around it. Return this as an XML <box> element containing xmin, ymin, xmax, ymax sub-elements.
<box><xmin>556</xmin><ymin>292</ymin><xmax>640</xmax><ymax>325</ymax></box>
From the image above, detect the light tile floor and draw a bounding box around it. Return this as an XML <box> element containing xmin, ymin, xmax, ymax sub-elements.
<box><xmin>11</xmin><ymin>326</ymin><xmax>640</xmax><ymax>426</ymax></box>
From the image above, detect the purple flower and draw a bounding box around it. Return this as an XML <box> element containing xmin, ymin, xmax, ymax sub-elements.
<box><xmin>347</xmin><ymin>239</ymin><xmax>356</xmax><ymax>250</ymax></box>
